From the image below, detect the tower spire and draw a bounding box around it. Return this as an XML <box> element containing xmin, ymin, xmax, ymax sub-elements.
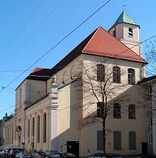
<box><xmin>108</xmin><ymin>11</ymin><xmax>141</xmax><ymax>55</ymax></box>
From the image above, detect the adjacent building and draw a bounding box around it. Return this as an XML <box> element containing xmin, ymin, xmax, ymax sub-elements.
<box><xmin>139</xmin><ymin>76</ymin><xmax>156</xmax><ymax>155</ymax></box>
<box><xmin>3</xmin><ymin>11</ymin><xmax>155</xmax><ymax>156</ymax></box>
<box><xmin>0</xmin><ymin>119</ymin><xmax>4</xmax><ymax>146</ymax></box>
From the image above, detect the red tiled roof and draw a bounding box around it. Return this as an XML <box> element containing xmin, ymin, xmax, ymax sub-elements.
<box><xmin>82</xmin><ymin>27</ymin><xmax>147</xmax><ymax>63</ymax></box>
<box><xmin>32</xmin><ymin>67</ymin><xmax>43</xmax><ymax>73</ymax></box>
<box><xmin>28</xmin><ymin>68</ymin><xmax>51</xmax><ymax>81</ymax></box>
<box><xmin>16</xmin><ymin>68</ymin><xmax>51</xmax><ymax>90</ymax></box>
<box><xmin>50</xmin><ymin>30</ymin><xmax>96</xmax><ymax>75</ymax></box>
<box><xmin>50</xmin><ymin>26</ymin><xmax>147</xmax><ymax>75</ymax></box>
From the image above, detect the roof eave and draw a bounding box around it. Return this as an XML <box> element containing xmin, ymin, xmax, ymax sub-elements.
<box><xmin>108</xmin><ymin>22</ymin><xmax>140</xmax><ymax>32</ymax></box>
<box><xmin>82</xmin><ymin>51</ymin><xmax>147</xmax><ymax>64</ymax></box>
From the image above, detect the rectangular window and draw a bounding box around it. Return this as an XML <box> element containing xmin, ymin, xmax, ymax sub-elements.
<box><xmin>97</xmin><ymin>102</ymin><xmax>103</xmax><ymax>117</ymax></box>
<box><xmin>128</xmin><ymin>104</ymin><xmax>136</xmax><ymax>119</ymax></box>
<box><xmin>97</xmin><ymin>130</ymin><xmax>103</xmax><ymax>150</ymax></box>
<box><xmin>113</xmin><ymin>131</ymin><xmax>121</xmax><ymax>150</ymax></box>
<box><xmin>97</xmin><ymin>64</ymin><xmax>105</xmax><ymax>82</ymax></box>
<box><xmin>113</xmin><ymin>103</ymin><xmax>121</xmax><ymax>119</ymax></box>
<box><xmin>129</xmin><ymin>131</ymin><xmax>136</xmax><ymax>150</ymax></box>
<box><xmin>128</xmin><ymin>28</ymin><xmax>133</xmax><ymax>37</ymax></box>
<box><xmin>113</xmin><ymin>66</ymin><xmax>121</xmax><ymax>83</ymax></box>
<box><xmin>128</xmin><ymin>69</ymin><xmax>135</xmax><ymax>85</ymax></box>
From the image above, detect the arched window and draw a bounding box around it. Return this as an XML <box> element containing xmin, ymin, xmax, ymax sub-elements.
<box><xmin>32</xmin><ymin>117</ymin><xmax>35</xmax><ymax>139</ymax></box>
<box><xmin>28</xmin><ymin>119</ymin><xmax>30</xmax><ymax>143</ymax></box>
<box><xmin>128</xmin><ymin>68</ymin><xmax>135</xmax><ymax>84</ymax></box>
<box><xmin>113</xmin><ymin>66</ymin><xmax>121</xmax><ymax>83</ymax></box>
<box><xmin>97</xmin><ymin>64</ymin><xmax>105</xmax><ymax>81</ymax></box>
<box><xmin>128</xmin><ymin>28</ymin><xmax>133</xmax><ymax>37</ymax></box>
<box><xmin>37</xmin><ymin>116</ymin><xmax>40</xmax><ymax>143</ymax></box>
<box><xmin>43</xmin><ymin>113</ymin><xmax>47</xmax><ymax>143</ymax></box>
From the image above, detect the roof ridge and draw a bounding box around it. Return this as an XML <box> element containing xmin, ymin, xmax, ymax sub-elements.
<box><xmin>83</xmin><ymin>26</ymin><xmax>147</xmax><ymax>64</ymax></box>
<box><xmin>82</xmin><ymin>26</ymin><xmax>101</xmax><ymax>53</ymax></box>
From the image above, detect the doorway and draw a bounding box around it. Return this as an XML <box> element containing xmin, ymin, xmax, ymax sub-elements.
<box><xmin>67</xmin><ymin>141</ymin><xmax>79</xmax><ymax>157</ymax></box>
<box><xmin>142</xmin><ymin>142</ymin><xmax>148</xmax><ymax>155</ymax></box>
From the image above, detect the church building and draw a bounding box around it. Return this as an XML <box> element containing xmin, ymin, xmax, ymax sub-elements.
<box><xmin>4</xmin><ymin>11</ymin><xmax>153</xmax><ymax>157</ymax></box>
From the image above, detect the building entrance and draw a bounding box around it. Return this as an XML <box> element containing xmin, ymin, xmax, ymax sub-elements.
<box><xmin>142</xmin><ymin>142</ymin><xmax>148</xmax><ymax>155</ymax></box>
<box><xmin>67</xmin><ymin>141</ymin><xmax>79</xmax><ymax>157</ymax></box>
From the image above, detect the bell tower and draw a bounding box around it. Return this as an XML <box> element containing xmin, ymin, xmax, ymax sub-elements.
<box><xmin>108</xmin><ymin>11</ymin><xmax>141</xmax><ymax>55</ymax></box>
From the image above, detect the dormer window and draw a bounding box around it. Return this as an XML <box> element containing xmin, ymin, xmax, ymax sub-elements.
<box><xmin>128</xmin><ymin>28</ymin><xmax>133</xmax><ymax>37</ymax></box>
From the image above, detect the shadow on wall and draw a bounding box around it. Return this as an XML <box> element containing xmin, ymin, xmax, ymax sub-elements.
<box><xmin>51</xmin><ymin>82</ymin><xmax>148</xmax><ymax>157</ymax></box>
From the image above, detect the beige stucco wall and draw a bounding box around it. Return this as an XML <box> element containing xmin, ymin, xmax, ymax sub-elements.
<box><xmin>47</xmin><ymin>55</ymin><xmax>83</xmax><ymax>93</ymax></box>
<box><xmin>109</xmin><ymin>23</ymin><xmax>139</xmax><ymax>42</ymax></box>
<box><xmin>82</xmin><ymin>54</ymin><xmax>145</xmax><ymax>84</ymax></box>
<box><xmin>14</xmin><ymin>78</ymin><xmax>49</xmax><ymax>150</ymax></box>
<box><xmin>57</xmin><ymin>82</ymin><xmax>81</xmax><ymax>152</ymax></box>
<box><xmin>28</xmin><ymin>80</ymin><xmax>47</xmax><ymax>105</ymax></box>
<box><xmin>120</xmin><ymin>39</ymin><xmax>141</xmax><ymax>56</ymax></box>
<box><xmin>79</xmin><ymin>54</ymin><xmax>148</xmax><ymax>156</ymax></box>
<box><xmin>4</xmin><ymin>116</ymin><xmax>15</xmax><ymax>147</ymax></box>
<box><xmin>45</xmin><ymin>53</ymin><xmax>148</xmax><ymax>156</ymax></box>
<box><xmin>47</xmin><ymin>55</ymin><xmax>83</xmax><ymax>152</ymax></box>
<box><xmin>24</xmin><ymin>96</ymin><xmax>50</xmax><ymax>151</ymax></box>
<box><xmin>16</xmin><ymin>80</ymin><xmax>47</xmax><ymax>110</ymax></box>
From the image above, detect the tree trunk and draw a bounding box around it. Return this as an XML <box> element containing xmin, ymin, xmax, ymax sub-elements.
<box><xmin>102</xmin><ymin>117</ymin><xmax>106</xmax><ymax>154</ymax></box>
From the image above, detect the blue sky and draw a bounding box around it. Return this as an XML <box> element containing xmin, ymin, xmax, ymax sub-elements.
<box><xmin>0</xmin><ymin>0</ymin><xmax>155</xmax><ymax>118</ymax></box>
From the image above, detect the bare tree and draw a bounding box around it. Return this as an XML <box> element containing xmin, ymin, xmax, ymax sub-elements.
<box><xmin>145</xmin><ymin>41</ymin><xmax>156</xmax><ymax>75</ymax></box>
<box><xmin>76</xmin><ymin>63</ymin><xmax>131</xmax><ymax>154</ymax></box>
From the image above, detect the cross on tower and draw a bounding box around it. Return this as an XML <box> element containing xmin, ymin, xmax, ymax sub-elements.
<box><xmin>122</xmin><ymin>4</ymin><xmax>127</xmax><ymax>11</ymax></box>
